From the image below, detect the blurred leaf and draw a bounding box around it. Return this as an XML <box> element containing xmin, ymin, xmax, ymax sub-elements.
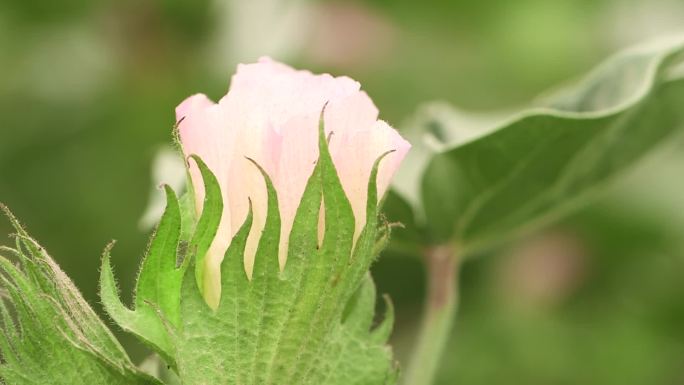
<box><xmin>139</xmin><ymin>354</ymin><xmax>182</xmax><ymax>385</ymax></box>
<box><xmin>391</xmin><ymin>36</ymin><xmax>684</xmax><ymax>253</ymax></box>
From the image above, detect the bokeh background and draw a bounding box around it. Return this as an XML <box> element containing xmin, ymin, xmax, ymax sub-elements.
<box><xmin>1</xmin><ymin>0</ymin><xmax>684</xmax><ymax>384</ymax></box>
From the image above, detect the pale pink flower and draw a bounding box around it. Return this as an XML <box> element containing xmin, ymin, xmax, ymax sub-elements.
<box><xmin>176</xmin><ymin>58</ymin><xmax>410</xmax><ymax>308</ymax></box>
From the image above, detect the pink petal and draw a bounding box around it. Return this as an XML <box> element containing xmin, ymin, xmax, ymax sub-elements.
<box><xmin>175</xmin><ymin>58</ymin><xmax>410</xmax><ymax>309</ymax></box>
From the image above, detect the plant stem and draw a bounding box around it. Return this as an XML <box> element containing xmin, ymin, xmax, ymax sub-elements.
<box><xmin>402</xmin><ymin>244</ymin><xmax>459</xmax><ymax>385</ymax></box>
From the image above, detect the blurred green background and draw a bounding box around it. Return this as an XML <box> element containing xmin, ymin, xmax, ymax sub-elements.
<box><xmin>1</xmin><ymin>0</ymin><xmax>683</xmax><ymax>383</ymax></box>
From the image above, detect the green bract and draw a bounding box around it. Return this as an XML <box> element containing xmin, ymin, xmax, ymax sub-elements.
<box><xmin>0</xmin><ymin>206</ymin><xmax>161</xmax><ymax>385</ymax></box>
<box><xmin>390</xmin><ymin>37</ymin><xmax>684</xmax><ymax>253</ymax></box>
<box><xmin>100</xmin><ymin>118</ymin><xmax>397</xmax><ymax>384</ymax></box>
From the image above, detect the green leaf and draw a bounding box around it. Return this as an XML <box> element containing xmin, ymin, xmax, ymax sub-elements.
<box><xmin>100</xmin><ymin>154</ymin><xmax>224</xmax><ymax>364</ymax></box>
<box><xmin>168</xmin><ymin>115</ymin><xmax>396</xmax><ymax>385</ymax></box>
<box><xmin>186</xmin><ymin>155</ymin><xmax>224</xmax><ymax>304</ymax></box>
<box><xmin>100</xmin><ymin>185</ymin><xmax>185</xmax><ymax>364</ymax></box>
<box><xmin>0</xmin><ymin>205</ymin><xmax>161</xmax><ymax>385</ymax></box>
<box><xmin>392</xmin><ymin>37</ymin><xmax>684</xmax><ymax>252</ymax></box>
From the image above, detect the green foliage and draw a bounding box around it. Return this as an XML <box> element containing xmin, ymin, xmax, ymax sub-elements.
<box><xmin>100</xmin><ymin>119</ymin><xmax>396</xmax><ymax>384</ymax></box>
<box><xmin>0</xmin><ymin>205</ymin><xmax>160</xmax><ymax>385</ymax></box>
<box><xmin>187</xmin><ymin>155</ymin><xmax>224</xmax><ymax>305</ymax></box>
<box><xmin>392</xmin><ymin>37</ymin><xmax>684</xmax><ymax>252</ymax></box>
<box><xmin>100</xmin><ymin>154</ymin><xmax>225</xmax><ymax>367</ymax></box>
<box><xmin>100</xmin><ymin>185</ymin><xmax>186</xmax><ymax>365</ymax></box>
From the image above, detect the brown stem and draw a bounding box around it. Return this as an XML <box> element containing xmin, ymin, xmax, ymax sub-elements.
<box><xmin>425</xmin><ymin>245</ymin><xmax>457</xmax><ymax>311</ymax></box>
<box><xmin>402</xmin><ymin>244</ymin><xmax>459</xmax><ymax>385</ymax></box>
